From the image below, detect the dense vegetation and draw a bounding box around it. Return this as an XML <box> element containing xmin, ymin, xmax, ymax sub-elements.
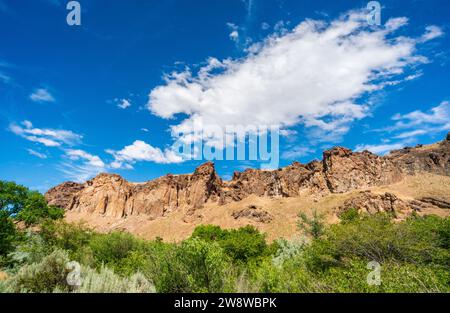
<box><xmin>0</xmin><ymin>180</ymin><xmax>449</xmax><ymax>293</ymax></box>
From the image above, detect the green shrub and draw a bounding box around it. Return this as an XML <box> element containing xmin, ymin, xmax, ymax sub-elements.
<box><xmin>0</xmin><ymin>211</ymin><xmax>17</xmax><ymax>257</ymax></box>
<box><xmin>178</xmin><ymin>238</ymin><xmax>234</xmax><ymax>292</ymax></box>
<box><xmin>338</xmin><ymin>207</ymin><xmax>360</xmax><ymax>224</ymax></box>
<box><xmin>297</xmin><ymin>209</ymin><xmax>325</xmax><ymax>239</ymax></box>
<box><xmin>74</xmin><ymin>266</ymin><xmax>155</xmax><ymax>293</ymax></box>
<box><xmin>4</xmin><ymin>249</ymin><xmax>71</xmax><ymax>293</ymax></box>
<box><xmin>220</xmin><ymin>226</ymin><xmax>268</xmax><ymax>263</ymax></box>
<box><xmin>191</xmin><ymin>225</ymin><xmax>226</xmax><ymax>241</ymax></box>
<box><xmin>40</xmin><ymin>220</ymin><xmax>94</xmax><ymax>264</ymax></box>
<box><xmin>89</xmin><ymin>232</ymin><xmax>139</xmax><ymax>269</ymax></box>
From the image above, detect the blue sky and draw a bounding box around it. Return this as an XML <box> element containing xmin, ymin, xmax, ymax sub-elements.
<box><xmin>1</xmin><ymin>0</ymin><xmax>449</xmax><ymax>192</ymax></box>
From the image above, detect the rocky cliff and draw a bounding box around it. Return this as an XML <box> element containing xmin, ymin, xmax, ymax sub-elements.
<box><xmin>46</xmin><ymin>133</ymin><xmax>450</xmax><ymax>220</ymax></box>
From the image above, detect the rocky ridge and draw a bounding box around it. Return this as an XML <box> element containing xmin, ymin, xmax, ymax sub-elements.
<box><xmin>46</xmin><ymin>133</ymin><xmax>450</xmax><ymax>220</ymax></box>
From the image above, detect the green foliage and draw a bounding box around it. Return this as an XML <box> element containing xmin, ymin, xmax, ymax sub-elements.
<box><xmin>191</xmin><ymin>225</ymin><xmax>226</xmax><ymax>241</ymax></box>
<box><xmin>0</xmin><ymin>211</ymin><xmax>17</xmax><ymax>257</ymax></box>
<box><xmin>16</xmin><ymin>191</ymin><xmax>64</xmax><ymax>226</ymax></box>
<box><xmin>4</xmin><ymin>249</ymin><xmax>71</xmax><ymax>293</ymax></box>
<box><xmin>74</xmin><ymin>266</ymin><xmax>155</xmax><ymax>293</ymax></box>
<box><xmin>191</xmin><ymin>225</ymin><xmax>268</xmax><ymax>263</ymax></box>
<box><xmin>40</xmin><ymin>220</ymin><xmax>94</xmax><ymax>263</ymax></box>
<box><xmin>220</xmin><ymin>226</ymin><xmax>268</xmax><ymax>262</ymax></box>
<box><xmin>0</xmin><ymin>181</ymin><xmax>28</xmax><ymax>216</ymax></box>
<box><xmin>338</xmin><ymin>207</ymin><xmax>360</xmax><ymax>224</ymax></box>
<box><xmin>0</xmin><ymin>184</ymin><xmax>449</xmax><ymax>294</ymax></box>
<box><xmin>0</xmin><ymin>180</ymin><xmax>64</xmax><ymax>226</ymax></box>
<box><xmin>297</xmin><ymin>209</ymin><xmax>325</xmax><ymax>239</ymax></box>
<box><xmin>89</xmin><ymin>232</ymin><xmax>140</xmax><ymax>271</ymax></box>
<box><xmin>304</xmin><ymin>214</ymin><xmax>450</xmax><ymax>272</ymax></box>
<box><xmin>179</xmin><ymin>238</ymin><xmax>233</xmax><ymax>292</ymax></box>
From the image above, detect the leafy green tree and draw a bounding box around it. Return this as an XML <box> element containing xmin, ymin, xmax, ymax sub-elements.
<box><xmin>297</xmin><ymin>209</ymin><xmax>325</xmax><ymax>239</ymax></box>
<box><xmin>191</xmin><ymin>225</ymin><xmax>226</xmax><ymax>241</ymax></box>
<box><xmin>0</xmin><ymin>211</ymin><xmax>17</xmax><ymax>256</ymax></box>
<box><xmin>220</xmin><ymin>226</ymin><xmax>268</xmax><ymax>262</ymax></box>
<box><xmin>0</xmin><ymin>181</ymin><xmax>28</xmax><ymax>216</ymax></box>
<box><xmin>0</xmin><ymin>181</ymin><xmax>64</xmax><ymax>226</ymax></box>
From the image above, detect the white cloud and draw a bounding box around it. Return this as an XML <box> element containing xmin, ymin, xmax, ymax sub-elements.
<box><xmin>229</xmin><ymin>30</ymin><xmax>239</xmax><ymax>42</ymax></box>
<box><xmin>393</xmin><ymin>129</ymin><xmax>428</xmax><ymax>139</ymax></box>
<box><xmin>282</xmin><ymin>146</ymin><xmax>314</xmax><ymax>160</ymax></box>
<box><xmin>29</xmin><ymin>88</ymin><xmax>55</xmax><ymax>103</ymax></box>
<box><xmin>0</xmin><ymin>72</ymin><xmax>10</xmax><ymax>83</ymax></box>
<box><xmin>390</xmin><ymin>101</ymin><xmax>450</xmax><ymax>130</ymax></box>
<box><xmin>147</xmin><ymin>10</ymin><xmax>442</xmax><ymax>150</ymax></box>
<box><xmin>357</xmin><ymin>101</ymin><xmax>449</xmax><ymax>155</ymax></box>
<box><xmin>27</xmin><ymin>149</ymin><xmax>47</xmax><ymax>159</ymax></box>
<box><xmin>66</xmin><ymin>149</ymin><xmax>105</xmax><ymax>168</ymax></box>
<box><xmin>9</xmin><ymin>120</ymin><xmax>82</xmax><ymax>147</ymax></box>
<box><xmin>117</xmin><ymin>99</ymin><xmax>132</xmax><ymax>109</ymax></box>
<box><xmin>420</xmin><ymin>26</ymin><xmax>444</xmax><ymax>42</ymax></box>
<box><xmin>355</xmin><ymin>142</ymin><xmax>405</xmax><ymax>155</ymax></box>
<box><xmin>227</xmin><ymin>23</ymin><xmax>240</xmax><ymax>43</ymax></box>
<box><xmin>261</xmin><ymin>22</ymin><xmax>270</xmax><ymax>30</ymax></box>
<box><xmin>58</xmin><ymin>162</ymin><xmax>104</xmax><ymax>183</ymax></box>
<box><xmin>107</xmin><ymin>140</ymin><xmax>183</xmax><ymax>169</ymax></box>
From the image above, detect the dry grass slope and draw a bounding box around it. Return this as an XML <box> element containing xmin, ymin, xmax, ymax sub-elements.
<box><xmin>65</xmin><ymin>173</ymin><xmax>450</xmax><ymax>242</ymax></box>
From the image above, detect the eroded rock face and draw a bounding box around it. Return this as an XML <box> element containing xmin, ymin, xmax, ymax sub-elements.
<box><xmin>45</xmin><ymin>133</ymin><xmax>450</xmax><ymax>221</ymax></box>
<box><xmin>337</xmin><ymin>191</ymin><xmax>415</xmax><ymax>219</ymax></box>
<box><xmin>232</xmin><ymin>205</ymin><xmax>274</xmax><ymax>224</ymax></box>
<box><xmin>388</xmin><ymin>132</ymin><xmax>450</xmax><ymax>176</ymax></box>
<box><xmin>46</xmin><ymin>162</ymin><xmax>223</xmax><ymax>219</ymax></box>
<box><xmin>46</xmin><ymin>182</ymin><xmax>84</xmax><ymax>209</ymax></box>
<box><xmin>323</xmin><ymin>147</ymin><xmax>403</xmax><ymax>193</ymax></box>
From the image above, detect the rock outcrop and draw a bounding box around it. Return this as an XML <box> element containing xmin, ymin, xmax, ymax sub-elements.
<box><xmin>388</xmin><ymin>133</ymin><xmax>450</xmax><ymax>176</ymax></box>
<box><xmin>46</xmin><ymin>133</ymin><xmax>450</xmax><ymax>221</ymax></box>
<box><xmin>336</xmin><ymin>191</ymin><xmax>416</xmax><ymax>220</ymax></box>
<box><xmin>232</xmin><ymin>205</ymin><xmax>274</xmax><ymax>224</ymax></box>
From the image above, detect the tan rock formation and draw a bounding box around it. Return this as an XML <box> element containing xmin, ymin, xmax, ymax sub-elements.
<box><xmin>336</xmin><ymin>191</ymin><xmax>416</xmax><ymax>220</ymax></box>
<box><xmin>45</xmin><ymin>133</ymin><xmax>450</xmax><ymax>223</ymax></box>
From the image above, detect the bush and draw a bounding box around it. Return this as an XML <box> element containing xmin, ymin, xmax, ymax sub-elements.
<box><xmin>4</xmin><ymin>249</ymin><xmax>71</xmax><ymax>293</ymax></box>
<box><xmin>89</xmin><ymin>232</ymin><xmax>139</xmax><ymax>270</ymax></box>
<box><xmin>178</xmin><ymin>238</ymin><xmax>234</xmax><ymax>292</ymax></box>
<box><xmin>191</xmin><ymin>225</ymin><xmax>226</xmax><ymax>241</ymax></box>
<box><xmin>74</xmin><ymin>266</ymin><xmax>155</xmax><ymax>293</ymax></box>
<box><xmin>0</xmin><ymin>211</ymin><xmax>17</xmax><ymax>257</ymax></box>
<box><xmin>220</xmin><ymin>226</ymin><xmax>268</xmax><ymax>263</ymax></box>
<box><xmin>338</xmin><ymin>207</ymin><xmax>360</xmax><ymax>224</ymax></box>
<box><xmin>297</xmin><ymin>209</ymin><xmax>325</xmax><ymax>239</ymax></box>
<box><xmin>40</xmin><ymin>220</ymin><xmax>94</xmax><ymax>264</ymax></box>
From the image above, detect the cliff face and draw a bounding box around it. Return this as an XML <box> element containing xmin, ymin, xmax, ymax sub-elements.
<box><xmin>45</xmin><ymin>133</ymin><xmax>450</xmax><ymax>220</ymax></box>
<box><xmin>387</xmin><ymin>134</ymin><xmax>450</xmax><ymax>176</ymax></box>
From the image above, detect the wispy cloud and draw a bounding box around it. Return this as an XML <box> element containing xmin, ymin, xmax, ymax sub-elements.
<box><xmin>9</xmin><ymin>120</ymin><xmax>82</xmax><ymax>147</ymax></box>
<box><xmin>106</xmin><ymin>140</ymin><xmax>183</xmax><ymax>169</ymax></box>
<box><xmin>355</xmin><ymin>142</ymin><xmax>406</xmax><ymax>155</ymax></box>
<box><xmin>27</xmin><ymin>149</ymin><xmax>48</xmax><ymax>159</ymax></box>
<box><xmin>282</xmin><ymin>146</ymin><xmax>315</xmax><ymax>160</ymax></box>
<box><xmin>357</xmin><ymin>101</ymin><xmax>450</xmax><ymax>155</ymax></box>
<box><xmin>420</xmin><ymin>25</ymin><xmax>444</xmax><ymax>42</ymax></box>
<box><xmin>66</xmin><ymin>149</ymin><xmax>105</xmax><ymax>168</ymax></box>
<box><xmin>117</xmin><ymin>99</ymin><xmax>132</xmax><ymax>109</ymax></box>
<box><xmin>57</xmin><ymin>162</ymin><xmax>104</xmax><ymax>183</ymax></box>
<box><xmin>148</xmin><ymin>10</ymin><xmax>442</xmax><ymax>150</ymax></box>
<box><xmin>29</xmin><ymin>88</ymin><xmax>55</xmax><ymax>103</ymax></box>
